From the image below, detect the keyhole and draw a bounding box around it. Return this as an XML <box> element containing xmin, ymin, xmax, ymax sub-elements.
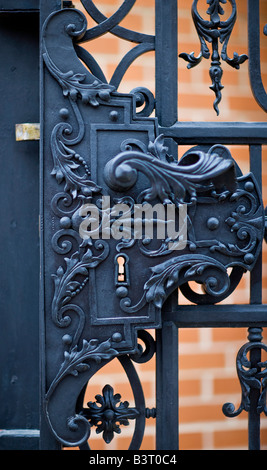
<box><xmin>117</xmin><ymin>256</ymin><xmax>125</xmax><ymax>282</ymax></box>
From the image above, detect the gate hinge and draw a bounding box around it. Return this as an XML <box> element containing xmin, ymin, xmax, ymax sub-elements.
<box><xmin>15</xmin><ymin>123</ymin><xmax>40</xmax><ymax>141</ymax></box>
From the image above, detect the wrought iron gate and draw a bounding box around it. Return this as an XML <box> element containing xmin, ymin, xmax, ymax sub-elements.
<box><xmin>1</xmin><ymin>0</ymin><xmax>267</xmax><ymax>451</ymax></box>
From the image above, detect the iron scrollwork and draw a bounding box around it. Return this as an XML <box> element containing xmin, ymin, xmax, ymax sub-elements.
<box><xmin>179</xmin><ymin>0</ymin><xmax>248</xmax><ymax>114</ymax></box>
<box><xmin>41</xmin><ymin>4</ymin><xmax>265</xmax><ymax>448</ymax></box>
<box><xmin>223</xmin><ymin>328</ymin><xmax>267</xmax><ymax>419</ymax></box>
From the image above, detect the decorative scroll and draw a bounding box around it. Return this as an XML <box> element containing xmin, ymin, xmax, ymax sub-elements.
<box><xmin>76</xmin><ymin>0</ymin><xmax>155</xmax><ymax>90</ymax></box>
<box><xmin>41</xmin><ymin>4</ymin><xmax>265</xmax><ymax>449</ymax></box>
<box><xmin>179</xmin><ymin>0</ymin><xmax>248</xmax><ymax>114</ymax></box>
<box><xmin>223</xmin><ymin>328</ymin><xmax>267</xmax><ymax>418</ymax></box>
<box><xmin>75</xmin><ymin>332</ymin><xmax>156</xmax><ymax>450</ymax></box>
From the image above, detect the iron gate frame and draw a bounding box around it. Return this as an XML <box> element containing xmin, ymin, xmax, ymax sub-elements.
<box><xmin>0</xmin><ymin>0</ymin><xmax>267</xmax><ymax>451</ymax></box>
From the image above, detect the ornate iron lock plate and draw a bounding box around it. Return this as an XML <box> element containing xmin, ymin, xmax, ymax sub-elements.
<box><xmin>41</xmin><ymin>8</ymin><xmax>265</xmax><ymax>447</ymax></box>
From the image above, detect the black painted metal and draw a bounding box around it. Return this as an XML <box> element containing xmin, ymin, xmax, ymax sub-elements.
<box><xmin>1</xmin><ymin>0</ymin><xmax>267</xmax><ymax>451</ymax></box>
<box><xmin>0</xmin><ymin>8</ymin><xmax>40</xmax><ymax>450</ymax></box>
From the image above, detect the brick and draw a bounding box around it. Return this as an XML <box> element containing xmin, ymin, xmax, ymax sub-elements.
<box><xmin>178</xmin><ymin>17</ymin><xmax>192</xmax><ymax>35</ymax></box>
<box><xmin>179</xmin><ymin>92</ymin><xmax>216</xmax><ymax>110</ymax></box>
<box><xmin>136</xmin><ymin>0</ymin><xmax>155</xmax><ymax>7</ymax></box>
<box><xmin>212</xmin><ymin>327</ymin><xmax>247</xmax><ymax>342</ymax></box>
<box><xmin>179</xmin><ymin>328</ymin><xmax>199</xmax><ymax>343</ymax></box>
<box><xmin>179</xmin><ymin>403</ymin><xmax>224</xmax><ymax>423</ymax></box>
<box><xmin>107</xmin><ymin>63</ymin><xmax>144</xmax><ymax>82</ymax></box>
<box><xmin>179</xmin><ymin>352</ymin><xmax>225</xmax><ymax>370</ymax></box>
<box><xmin>214</xmin><ymin>376</ymin><xmax>241</xmax><ymax>395</ymax></box>
<box><xmin>229</xmin><ymin>95</ymin><xmax>262</xmax><ymax>112</ymax></box>
<box><xmin>116</xmin><ymin>434</ymin><xmax>156</xmax><ymax>451</ymax></box>
<box><xmin>179</xmin><ymin>432</ymin><xmax>202</xmax><ymax>450</ymax></box>
<box><xmin>119</xmin><ymin>13</ymin><xmax>143</xmax><ymax>32</ymax></box>
<box><xmin>214</xmin><ymin>429</ymin><xmax>248</xmax><ymax>449</ymax></box>
<box><xmin>89</xmin><ymin>435</ymin><xmax>109</xmax><ymax>450</ymax></box>
<box><xmin>230</xmin><ymin>145</ymin><xmax>249</xmax><ymax>162</ymax></box>
<box><xmin>179</xmin><ymin>378</ymin><xmax>201</xmax><ymax>397</ymax></box>
<box><xmin>140</xmin><ymin>434</ymin><xmax>156</xmax><ymax>451</ymax></box>
<box><xmin>178</xmin><ymin>41</ymin><xmax>204</xmax><ymax>59</ymax></box>
<box><xmin>83</xmin><ymin>35</ymin><xmax>120</xmax><ymax>55</ymax></box>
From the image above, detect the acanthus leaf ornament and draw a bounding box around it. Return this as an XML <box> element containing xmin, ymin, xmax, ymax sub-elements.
<box><xmin>104</xmin><ymin>134</ymin><xmax>237</xmax><ymax>204</ymax></box>
<box><xmin>43</xmin><ymin>51</ymin><xmax>115</xmax><ymax>107</ymax></box>
<box><xmin>222</xmin><ymin>340</ymin><xmax>267</xmax><ymax>418</ymax></box>
<box><xmin>179</xmin><ymin>0</ymin><xmax>248</xmax><ymax>114</ymax></box>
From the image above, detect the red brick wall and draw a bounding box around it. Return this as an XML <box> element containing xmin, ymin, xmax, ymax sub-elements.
<box><xmin>69</xmin><ymin>0</ymin><xmax>267</xmax><ymax>450</ymax></box>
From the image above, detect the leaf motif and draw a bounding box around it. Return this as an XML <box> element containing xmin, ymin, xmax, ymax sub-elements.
<box><xmin>75</xmin><ymin>363</ymin><xmax>90</xmax><ymax>373</ymax></box>
<box><xmin>142</xmin><ymin>255</ymin><xmax>229</xmax><ymax>308</ymax></box>
<box><xmin>56</xmin><ymin>266</ymin><xmax>64</xmax><ymax>277</ymax></box>
<box><xmin>82</xmin><ymin>249</ymin><xmax>93</xmax><ymax>262</ymax></box>
<box><xmin>61</xmin><ymin>295</ymin><xmax>72</xmax><ymax>306</ymax></box>
<box><xmin>179</xmin><ymin>52</ymin><xmax>202</xmax><ymax>68</ymax></box>
<box><xmin>66</xmin><ymin>281</ymin><xmax>80</xmax><ymax>292</ymax></box>
<box><xmin>47</xmin><ymin>338</ymin><xmax>120</xmax><ymax>400</ymax></box>
<box><xmin>43</xmin><ymin>52</ymin><xmax>115</xmax><ymax>107</ymax></box>
<box><xmin>148</xmin><ymin>134</ymin><xmax>168</xmax><ymax>160</ymax></box>
<box><xmin>107</xmin><ymin>136</ymin><xmax>236</xmax><ymax>206</ymax></box>
<box><xmin>52</xmin><ymin>241</ymin><xmax>109</xmax><ymax>316</ymax></box>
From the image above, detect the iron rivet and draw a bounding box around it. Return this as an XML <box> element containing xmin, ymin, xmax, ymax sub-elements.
<box><xmin>244</xmin><ymin>253</ymin><xmax>255</xmax><ymax>265</ymax></box>
<box><xmin>245</xmin><ymin>181</ymin><xmax>254</xmax><ymax>192</ymax></box>
<box><xmin>99</xmin><ymin>90</ymin><xmax>110</xmax><ymax>101</ymax></box>
<box><xmin>59</xmin><ymin>108</ymin><xmax>69</xmax><ymax>119</ymax></box>
<box><xmin>112</xmin><ymin>332</ymin><xmax>122</xmax><ymax>343</ymax></box>
<box><xmin>60</xmin><ymin>216</ymin><xmax>72</xmax><ymax>229</ymax></box>
<box><xmin>116</xmin><ymin>286</ymin><xmax>128</xmax><ymax>298</ymax></box>
<box><xmin>62</xmin><ymin>334</ymin><xmax>72</xmax><ymax>345</ymax></box>
<box><xmin>207</xmin><ymin>217</ymin><xmax>219</xmax><ymax>230</ymax></box>
<box><xmin>109</xmin><ymin>110</ymin><xmax>119</xmax><ymax>121</ymax></box>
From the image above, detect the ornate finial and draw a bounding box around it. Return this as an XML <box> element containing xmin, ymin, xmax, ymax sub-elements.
<box><xmin>179</xmin><ymin>0</ymin><xmax>248</xmax><ymax>115</ymax></box>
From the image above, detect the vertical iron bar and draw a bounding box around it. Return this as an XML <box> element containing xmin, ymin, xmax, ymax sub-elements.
<box><xmin>39</xmin><ymin>0</ymin><xmax>62</xmax><ymax>451</ymax></box>
<box><xmin>249</xmin><ymin>145</ymin><xmax>262</xmax><ymax>305</ymax></box>
<box><xmin>247</xmin><ymin>0</ymin><xmax>267</xmax><ymax>112</ymax></box>
<box><xmin>247</xmin><ymin>327</ymin><xmax>263</xmax><ymax>450</ymax></box>
<box><xmin>155</xmin><ymin>0</ymin><xmax>178</xmax><ymax>449</ymax></box>
<box><xmin>156</xmin><ymin>322</ymin><xmax>179</xmax><ymax>450</ymax></box>
<box><xmin>248</xmin><ymin>145</ymin><xmax>262</xmax><ymax>449</ymax></box>
<box><xmin>155</xmin><ymin>0</ymin><xmax>178</xmax><ymax>128</ymax></box>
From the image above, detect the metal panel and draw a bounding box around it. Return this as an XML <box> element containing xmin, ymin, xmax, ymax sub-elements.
<box><xmin>0</xmin><ymin>11</ymin><xmax>40</xmax><ymax>450</ymax></box>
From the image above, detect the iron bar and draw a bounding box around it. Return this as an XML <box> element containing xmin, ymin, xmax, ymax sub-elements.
<box><xmin>163</xmin><ymin>304</ymin><xmax>267</xmax><ymax>328</ymax></box>
<box><xmin>39</xmin><ymin>0</ymin><xmax>62</xmax><ymax>451</ymax></box>
<box><xmin>248</xmin><ymin>147</ymin><xmax>263</xmax><ymax>449</ymax></box>
<box><xmin>0</xmin><ymin>0</ymin><xmax>39</xmax><ymax>11</ymax></box>
<box><xmin>247</xmin><ymin>327</ymin><xmax>263</xmax><ymax>450</ymax></box>
<box><xmin>155</xmin><ymin>0</ymin><xmax>177</xmax><ymax>128</ymax></box>
<box><xmin>248</xmin><ymin>0</ymin><xmax>267</xmax><ymax>113</ymax></box>
<box><xmin>249</xmin><ymin>145</ymin><xmax>262</xmax><ymax>305</ymax></box>
<box><xmin>160</xmin><ymin>122</ymin><xmax>267</xmax><ymax>145</ymax></box>
<box><xmin>155</xmin><ymin>0</ymin><xmax>178</xmax><ymax>450</ymax></box>
<box><xmin>156</xmin><ymin>322</ymin><xmax>179</xmax><ymax>450</ymax></box>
